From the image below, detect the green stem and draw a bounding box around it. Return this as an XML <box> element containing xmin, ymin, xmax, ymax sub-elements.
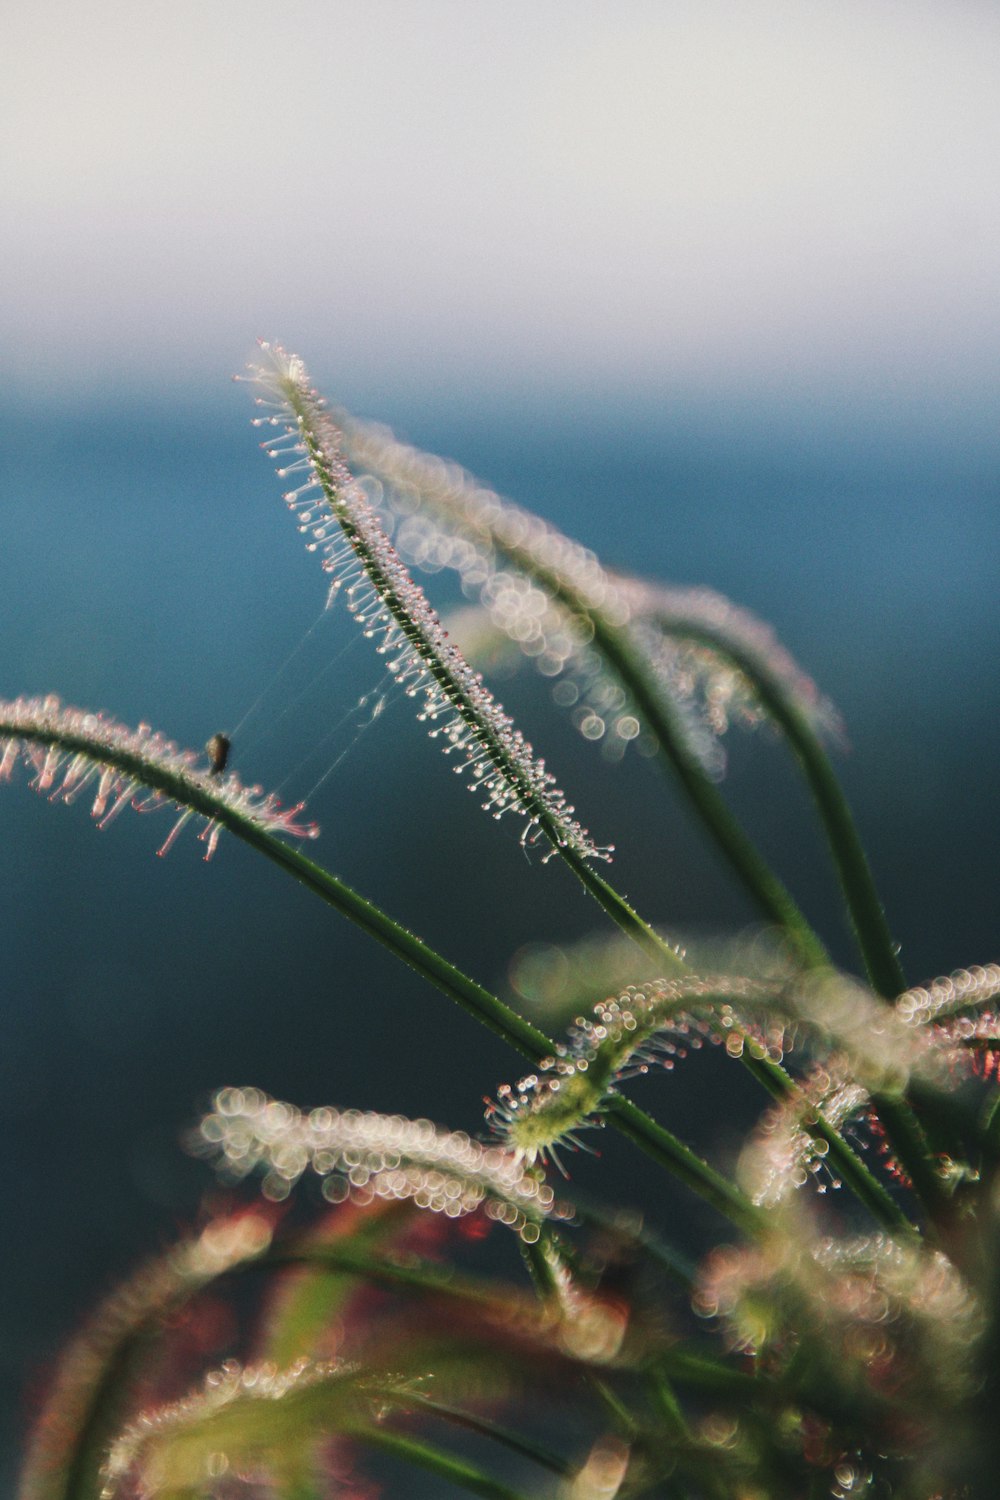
<box><xmin>466</xmin><ymin>567</ymin><xmax>930</xmax><ymax>1228</ymax></box>
<box><xmin>482</xmin><ymin>546</ymin><xmax>829</xmax><ymax>971</ymax></box>
<box><xmin>559</xmin><ymin>844</ymin><xmax>688</xmax><ymax>972</ymax></box>
<box><xmin>579</xmin><ymin>610</ymin><xmax>829</xmax><ymax>970</ymax></box>
<box><xmin>268</xmin><ymin>824</ymin><xmax>908</xmax><ymax>1237</ymax></box>
<box><xmin>391</xmin><ymin>1391</ymin><xmax>573</xmax><ymax>1478</ymax></box>
<box><xmin>603</xmin><ymin>1096</ymin><xmax>767</xmax><ymax>1237</ymax></box>
<box><xmin>269</xmin><ymin>395</ymin><xmax>917</xmax><ymax>1224</ymax></box>
<box><xmin>347</xmin><ymin>1426</ymin><xmax>533</xmax><ymax>1500</ymax></box>
<box><xmin>647</xmin><ymin>610</ymin><xmax>905</xmax><ymax>997</ymax></box>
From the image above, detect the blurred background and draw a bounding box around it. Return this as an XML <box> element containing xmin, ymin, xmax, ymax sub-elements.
<box><xmin>2</xmin><ymin>0</ymin><xmax>998</xmax><ymax>1482</ymax></box>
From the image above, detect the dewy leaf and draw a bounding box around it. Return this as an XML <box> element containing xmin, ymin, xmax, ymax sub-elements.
<box><xmin>624</xmin><ymin>581</ymin><xmax>844</xmax><ymax>753</ymax></box>
<box><xmin>104</xmin><ymin>1357</ymin><xmax>543</xmax><ymax>1500</ymax></box>
<box><xmin>328</xmin><ymin>404</ymin><xmax>841</xmax><ymax>775</ymax></box>
<box><xmin>193</xmin><ymin>1087</ymin><xmax>573</xmax><ymax>1243</ymax></box>
<box><xmin>695</xmin><ymin>1223</ymin><xmax>982</xmax><ymax>1420</ymax></box>
<box><xmin>101</xmin><ymin>1356</ymin><xmax>365</xmax><ymax>1499</ymax></box>
<box><xmin>488</xmin><ymin>977</ymin><xmax>779</xmax><ymax>1173</ymax></box>
<box><xmin>242</xmin><ymin>343</ymin><xmax>607</xmax><ymax>863</ymax></box>
<box><xmin>0</xmin><ymin>695</ymin><xmax>318</xmax><ymax>858</ymax></box>
<box><xmin>895</xmin><ymin>963</ymin><xmax>1000</xmax><ymax>1025</ymax></box>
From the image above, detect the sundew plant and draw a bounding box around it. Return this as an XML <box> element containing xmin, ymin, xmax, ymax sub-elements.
<box><xmin>7</xmin><ymin>343</ymin><xmax>1000</xmax><ymax>1500</ymax></box>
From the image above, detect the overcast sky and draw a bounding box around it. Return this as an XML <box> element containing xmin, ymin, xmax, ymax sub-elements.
<box><xmin>3</xmin><ymin>1</ymin><xmax>999</xmax><ymax>430</ymax></box>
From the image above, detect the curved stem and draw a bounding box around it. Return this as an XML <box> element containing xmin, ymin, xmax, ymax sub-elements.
<box><xmin>646</xmin><ymin>609</ymin><xmax>904</xmax><ymax>997</ymax></box>
<box><xmin>337</xmin><ymin>1425</ymin><xmax>534</xmax><ymax>1500</ymax></box>
<box><xmin>257</xmin><ymin>391</ymin><xmax>917</xmax><ymax>1224</ymax></box>
<box><xmin>389</xmin><ymin>1390</ymin><xmax>574</xmax><ymax>1479</ymax></box>
<box><xmin>632</xmin><ymin>616</ymin><xmax>950</xmax><ymax>1224</ymax></box>
<box><xmin>488</xmin><ymin>548</ymin><xmax>830</xmax><ymax>972</ymax></box>
<box><xmin>603</xmin><ymin>1096</ymin><xmax>767</xmax><ymax>1237</ymax></box>
<box><xmin>582</xmin><ymin>611</ymin><xmax>829</xmax><ymax>970</ymax></box>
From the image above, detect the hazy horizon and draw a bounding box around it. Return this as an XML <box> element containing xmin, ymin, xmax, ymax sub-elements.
<box><xmin>4</xmin><ymin>1</ymin><xmax>999</xmax><ymax>437</ymax></box>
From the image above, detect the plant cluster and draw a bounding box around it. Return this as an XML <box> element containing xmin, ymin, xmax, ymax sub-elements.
<box><xmin>6</xmin><ymin>345</ymin><xmax>998</xmax><ymax>1500</ymax></box>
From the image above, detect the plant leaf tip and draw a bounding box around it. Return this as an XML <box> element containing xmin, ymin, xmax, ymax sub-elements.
<box><xmin>0</xmin><ymin>695</ymin><xmax>320</xmax><ymax>857</ymax></box>
<box><xmin>242</xmin><ymin>344</ymin><xmax>607</xmax><ymax>865</ymax></box>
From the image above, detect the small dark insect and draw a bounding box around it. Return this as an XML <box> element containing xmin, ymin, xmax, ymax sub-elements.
<box><xmin>205</xmin><ymin>733</ymin><xmax>231</xmax><ymax>776</ymax></box>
